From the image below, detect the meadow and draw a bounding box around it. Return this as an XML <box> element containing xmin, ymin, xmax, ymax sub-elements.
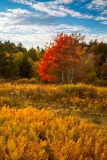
<box><xmin>0</xmin><ymin>82</ymin><xmax>107</xmax><ymax>159</ymax></box>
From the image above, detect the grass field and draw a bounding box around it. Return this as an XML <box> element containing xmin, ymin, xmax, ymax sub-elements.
<box><xmin>0</xmin><ymin>83</ymin><xmax>107</xmax><ymax>159</ymax></box>
<box><xmin>0</xmin><ymin>83</ymin><xmax>107</xmax><ymax>125</ymax></box>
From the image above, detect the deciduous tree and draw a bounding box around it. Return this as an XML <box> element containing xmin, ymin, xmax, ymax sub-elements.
<box><xmin>37</xmin><ymin>33</ymin><xmax>86</xmax><ymax>83</ymax></box>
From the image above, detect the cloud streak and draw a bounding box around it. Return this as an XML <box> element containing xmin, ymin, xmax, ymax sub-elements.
<box><xmin>11</xmin><ymin>0</ymin><xmax>107</xmax><ymax>24</ymax></box>
<box><xmin>0</xmin><ymin>8</ymin><xmax>58</xmax><ymax>26</ymax></box>
<box><xmin>86</xmin><ymin>0</ymin><xmax>107</xmax><ymax>11</ymax></box>
<box><xmin>0</xmin><ymin>7</ymin><xmax>92</xmax><ymax>48</ymax></box>
<box><xmin>11</xmin><ymin>0</ymin><xmax>94</xmax><ymax>19</ymax></box>
<box><xmin>0</xmin><ymin>23</ymin><xmax>106</xmax><ymax>49</ymax></box>
<box><xmin>0</xmin><ymin>0</ymin><xmax>107</xmax><ymax>49</ymax></box>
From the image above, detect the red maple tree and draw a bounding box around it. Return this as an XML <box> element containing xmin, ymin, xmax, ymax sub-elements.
<box><xmin>37</xmin><ymin>33</ymin><xmax>86</xmax><ymax>83</ymax></box>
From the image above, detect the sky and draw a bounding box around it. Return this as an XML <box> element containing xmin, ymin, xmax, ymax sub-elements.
<box><xmin>0</xmin><ymin>0</ymin><xmax>107</xmax><ymax>49</ymax></box>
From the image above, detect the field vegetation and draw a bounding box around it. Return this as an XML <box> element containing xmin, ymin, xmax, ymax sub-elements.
<box><xmin>0</xmin><ymin>33</ymin><xmax>107</xmax><ymax>159</ymax></box>
<box><xmin>0</xmin><ymin>82</ymin><xmax>107</xmax><ymax>159</ymax></box>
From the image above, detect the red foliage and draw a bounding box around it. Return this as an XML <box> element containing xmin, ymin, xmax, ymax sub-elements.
<box><xmin>37</xmin><ymin>33</ymin><xmax>85</xmax><ymax>83</ymax></box>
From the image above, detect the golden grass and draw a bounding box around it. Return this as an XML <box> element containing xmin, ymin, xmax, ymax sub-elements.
<box><xmin>0</xmin><ymin>106</ymin><xmax>107</xmax><ymax>160</ymax></box>
<box><xmin>0</xmin><ymin>83</ymin><xmax>107</xmax><ymax>159</ymax></box>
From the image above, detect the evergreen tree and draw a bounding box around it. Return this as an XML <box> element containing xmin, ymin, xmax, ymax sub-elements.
<box><xmin>19</xmin><ymin>54</ymin><xmax>33</xmax><ymax>78</ymax></box>
<box><xmin>27</xmin><ymin>47</ymin><xmax>37</xmax><ymax>61</ymax></box>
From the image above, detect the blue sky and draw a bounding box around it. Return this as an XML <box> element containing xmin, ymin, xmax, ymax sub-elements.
<box><xmin>0</xmin><ymin>0</ymin><xmax>107</xmax><ymax>49</ymax></box>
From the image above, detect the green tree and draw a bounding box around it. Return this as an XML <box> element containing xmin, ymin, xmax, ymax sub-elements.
<box><xmin>36</xmin><ymin>46</ymin><xmax>44</xmax><ymax>60</ymax></box>
<box><xmin>27</xmin><ymin>47</ymin><xmax>37</xmax><ymax>61</ymax></box>
<box><xmin>17</xmin><ymin>42</ymin><xmax>27</xmax><ymax>53</ymax></box>
<box><xmin>0</xmin><ymin>39</ymin><xmax>4</xmax><ymax>53</ymax></box>
<box><xmin>11</xmin><ymin>52</ymin><xmax>24</xmax><ymax>78</ymax></box>
<box><xmin>93</xmin><ymin>42</ymin><xmax>107</xmax><ymax>64</ymax></box>
<box><xmin>19</xmin><ymin>54</ymin><xmax>33</xmax><ymax>78</ymax></box>
<box><xmin>0</xmin><ymin>52</ymin><xmax>14</xmax><ymax>78</ymax></box>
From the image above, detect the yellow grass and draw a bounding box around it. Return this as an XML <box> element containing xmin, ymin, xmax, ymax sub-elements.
<box><xmin>0</xmin><ymin>106</ymin><xmax>107</xmax><ymax>160</ymax></box>
<box><xmin>0</xmin><ymin>83</ymin><xmax>107</xmax><ymax>159</ymax></box>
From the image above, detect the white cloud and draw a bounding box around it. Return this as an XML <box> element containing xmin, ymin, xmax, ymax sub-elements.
<box><xmin>0</xmin><ymin>8</ymin><xmax>33</xmax><ymax>25</ymax></box>
<box><xmin>85</xmin><ymin>33</ymin><xmax>107</xmax><ymax>44</ymax></box>
<box><xmin>12</xmin><ymin>0</ymin><xmax>33</xmax><ymax>5</ymax></box>
<box><xmin>11</xmin><ymin>0</ymin><xmax>94</xmax><ymax>19</ymax></box>
<box><xmin>12</xmin><ymin>0</ymin><xmax>73</xmax><ymax>5</ymax></box>
<box><xmin>86</xmin><ymin>0</ymin><xmax>107</xmax><ymax>10</ymax></box>
<box><xmin>0</xmin><ymin>8</ymin><xmax>57</xmax><ymax>26</ymax></box>
<box><xmin>86</xmin><ymin>0</ymin><xmax>107</xmax><ymax>23</ymax></box>
<box><xmin>0</xmin><ymin>13</ymin><xmax>90</xmax><ymax>48</ymax></box>
<box><xmin>54</xmin><ymin>0</ymin><xmax>73</xmax><ymax>4</ymax></box>
<box><xmin>31</xmin><ymin>1</ymin><xmax>94</xmax><ymax>19</ymax></box>
<box><xmin>0</xmin><ymin>0</ymin><xmax>106</xmax><ymax>48</ymax></box>
<box><xmin>101</xmin><ymin>10</ymin><xmax>107</xmax><ymax>15</ymax></box>
<box><xmin>32</xmin><ymin>3</ymin><xmax>67</xmax><ymax>17</ymax></box>
<box><xmin>101</xmin><ymin>21</ymin><xmax>107</xmax><ymax>24</ymax></box>
<box><xmin>95</xmin><ymin>16</ymin><xmax>107</xmax><ymax>21</ymax></box>
<box><xmin>7</xmin><ymin>8</ymin><xmax>30</xmax><ymax>14</ymax></box>
<box><xmin>0</xmin><ymin>23</ymin><xmax>106</xmax><ymax>49</ymax></box>
<box><xmin>10</xmin><ymin>0</ymin><xmax>107</xmax><ymax>22</ymax></box>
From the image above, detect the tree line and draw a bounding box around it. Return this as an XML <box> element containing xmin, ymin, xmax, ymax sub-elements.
<box><xmin>0</xmin><ymin>39</ymin><xmax>44</xmax><ymax>79</ymax></box>
<box><xmin>0</xmin><ymin>33</ymin><xmax>107</xmax><ymax>85</ymax></box>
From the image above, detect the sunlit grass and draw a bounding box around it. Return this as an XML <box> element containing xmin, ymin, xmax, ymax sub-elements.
<box><xmin>0</xmin><ymin>83</ymin><xmax>107</xmax><ymax>126</ymax></box>
<box><xmin>0</xmin><ymin>106</ymin><xmax>107</xmax><ymax>160</ymax></box>
<box><xmin>0</xmin><ymin>83</ymin><xmax>107</xmax><ymax>159</ymax></box>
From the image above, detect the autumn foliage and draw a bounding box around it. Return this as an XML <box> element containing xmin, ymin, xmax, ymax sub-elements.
<box><xmin>37</xmin><ymin>33</ymin><xmax>86</xmax><ymax>83</ymax></box>
<box><xmin>0</xmin><ymin>106</ymin><xmax>107</xmax><ymax>160</ymax></box>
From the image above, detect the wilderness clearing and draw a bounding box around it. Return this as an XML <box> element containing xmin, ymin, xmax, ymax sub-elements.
<box><xmin>0</xmin><ymin>82</ymin><xmax>107</xmax><ymax>159</ymax></box>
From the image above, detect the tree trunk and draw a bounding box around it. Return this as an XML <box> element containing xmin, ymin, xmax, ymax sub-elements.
<box><xmin>70</xmin><ymin>60</ymin><xmax>74</xmax><ymax>84</ymax></box>
<box><xmin>61</xmin><ymin>71</ymin><xmax>64</xmax><ymax>83</ymax></box>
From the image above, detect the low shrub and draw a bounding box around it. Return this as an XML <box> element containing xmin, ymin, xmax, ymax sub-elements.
<box><xmin>0</xmin><ymin>107</ymin><xmax>107</xmax><ymax>160</ymax></box>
